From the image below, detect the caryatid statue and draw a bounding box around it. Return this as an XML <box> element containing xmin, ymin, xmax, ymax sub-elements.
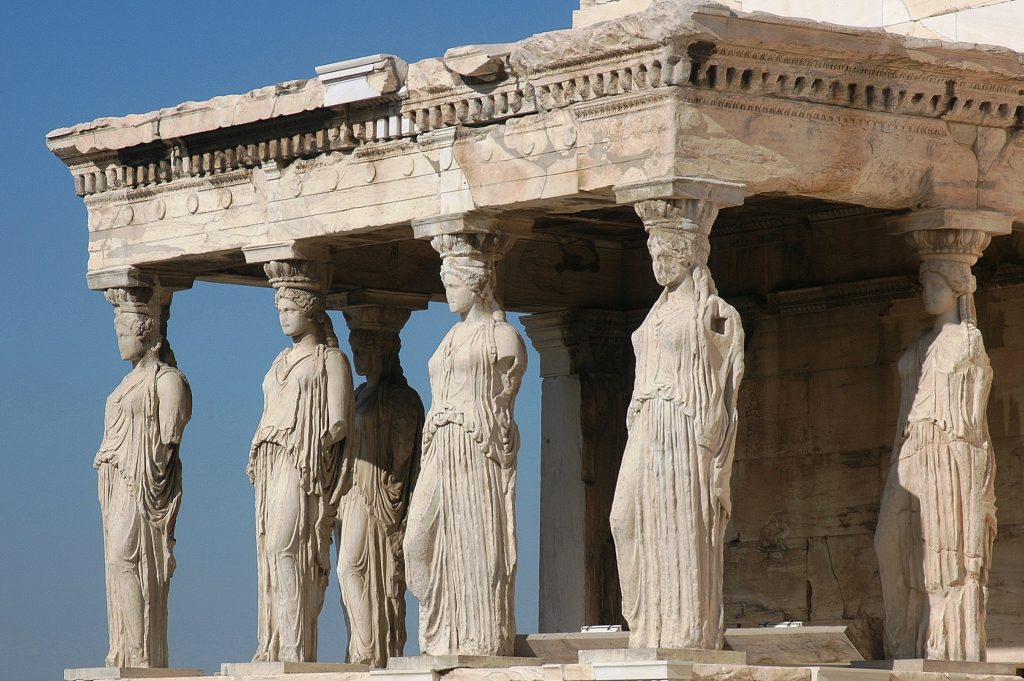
<box><xmin>334</xmin><ymin>299</ymin><xmax>425</xmax><ymax>668</ymax></box>
<box><xmin>96</xmin><ymin>286</ymin><xmax>192</xmax><ymax>668</ymax></box>
<box><xmin>403</xmin><ymin>231</ymin><xmax>528</xmax><ymax>656</ymax></box>
<box><xmin>249</xmin><ymin>260</ymin><xmax>354</xmax><ymax>663</ymax></box>
<box><xmin>611</xmin><ymin>179</ymin><xmax>745</xmax><ymax>650</ymax></box>
<box><xmin>876</xmin><ymin>212</ymin><xmax>1008</xmax><ymax>661</ymax></box>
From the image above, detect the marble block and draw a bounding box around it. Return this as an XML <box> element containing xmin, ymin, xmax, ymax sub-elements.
<box><xmin>816</xmin><ymin>667</ymin><xmax>1022</xmax><ymax>681</ymax></box>
<box><xmin>691</xmin><ymin>664</ymin><xmax>811</xmax><ymax>681</ymax></box>
<box><xmin>386</xmin><ymin>656</ymin><xmax>538</xmax><ymax>672</ymax></box>
<box><xmin>852</xmin><ymin>659</ymin><xmax>1024</xmax><ymax>676</ymax></box>
<box><xmin>580</xmin><ymin>650</ymin><xmax>747</xmax><ymax>665</ymax></box>
<box><xmin>515</xmin><ymin>633</ymin><xmax>630</xmax><ymax>664</ymax></box>
<box><xmin>542</xmin><ymin>663</ymin><xmax>596</xmax><ymax>681</ymax></box>
<box><xmin>220</xmin><ymin>662</ymin><xmax>369</xmax><ymax>676</ymax></box>
<box><xmin>369</xmin><ymin>670</ymin><xmax>440</xmax><ymax>681</ymax></box>
<box><xmin>585</xmin><ymin>660</ymin><xmax>699</xmax><ymax>681</ymax></box>
<box><xmin>65</xmin><ymin>670</ymin><xmax>202</xmax><ymax>681</ymax></box>
<box><xmin>724</xmin><ymin>626</ymin><xmax>867</xmax><ymax>665</ymax></box>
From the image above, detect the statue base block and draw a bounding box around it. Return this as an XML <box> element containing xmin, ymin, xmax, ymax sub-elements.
<box><xmin>852</xmin><ymin>659</ymin><xmax>1024</xmax><ymax>676</ymax></box>
<box><xmin>515</xmin><ymin>633</ymin><xmax>630</xmax><ymax>664</ymax></box>
<box><xmin>579</xmin><ymin>649</ymin><xmax>746</xmax><ymax>681</ymax></box>
<box><xmin>581</xmin><ymin>650</ymin><xmax>747</xmax><ymax>665</ymax></box>
<box><xmin>386</xmin><ymin>656</ymin><xmax>539</xmax><ymax>672</ymax></box>
<box><xmin>724</xmin><ymin>624</ymin><xmax>871</xmax><ymax>665</ymax></box>
<box><xmin>220</xmin><ymin>662</ymin><xmax>369</xmax><ymax>676</ymax></box>
<box><xmin>65</xmin><ymin>669</ymin><xmax>203</xmax><ymax>681</ymax></box>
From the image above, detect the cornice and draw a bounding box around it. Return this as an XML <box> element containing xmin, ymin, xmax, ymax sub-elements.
<box><xmin>83</xmin><ymin>169</ymin><xmax>252</xmax><ymax>207</ymax></box>
<box><xmin>53</xmin><ymin>19</ymin><xmax>1024</xmax><ymax>201</ymax></box>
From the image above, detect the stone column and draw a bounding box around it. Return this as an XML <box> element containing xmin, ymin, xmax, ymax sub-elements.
<box><xmin>87</xmin><ymin>268</ymin><xmax>194</xmax><ymax>671</ymax></box>
<box><xmin>402</xmin><ymin>212</ymin><xmax>530</xmax><ymax>660</ymax></box>
<box><xmin>521</xmin><ymin>310</ymin><xmax>635</xmax><ymax>633</ymax></box>
<box><xmin>326</xmin><ymin>289</ymin><xmax>428</xmax><ymax>668</ymax></box>
<box><xmin>876</xmin><ymin>209</ymin><xmax>1011</xmax><ymax>662</ymax></box>
<box><xmin>241</xmin><ymin>244</ymin><xmax>356</xmax><ymax>664</ymax></box>
<box><xmin>610</xmin><ymin>177</ymin><xmax>746</xmax><ymax>652</ymax></box>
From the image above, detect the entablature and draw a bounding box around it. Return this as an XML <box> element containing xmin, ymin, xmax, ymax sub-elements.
<box><xmin>47</xmin><ymin>1</ymin><xmax>1024</xmax><ymax>290</ymax></box>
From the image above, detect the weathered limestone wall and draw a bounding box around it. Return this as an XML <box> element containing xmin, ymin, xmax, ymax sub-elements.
<box><xmin>575</xmin><ymin>0</ymin><xmax>1024</xmax><ymax>53</ymax></box>
<box><xmin>711</xmin><ymin>213</ymin><xmax>1024</xmax><ymax>661</ymax></box>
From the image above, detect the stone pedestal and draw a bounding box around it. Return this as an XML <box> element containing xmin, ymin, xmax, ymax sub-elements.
<box><xmin>691</xmin><ymin>664</ymin><xmax>812</xmax><ymax>681</ymax></box>
<box><xmin>724</xmin><ymin>625</ymin><xmax>870</xmax><ymax>665</ymax></box>
<box><xmin>386</xmin><ymin>656</ymin><xmax>538</xmax><ymax>672</ymax></box>
<box><xmin>585</xmin><ymin>660</ymin><xmax>703</xmax><ymax>681</ymax></box>
<box><xmin>369</xmin><ymin>670</ymin><xmax>440</xmax><ymax>681</ymax></box>
<box><xmin>694</xmin><ymin>665</ymin><xmax>1024</xmax><ymax>681</ymax></box>
<box><xmin>582</xmin><ymin>650</ymin><xmax>747</xmax><ymax>681</ymax></box>
<box><xmin>582</xmin><ymin>650</ymin><xmax>747</xmax><ymax>665</ymax></box>
<box><xmin>65</xmin><ymin>670</ymin><xmax>202</xmax><ymax>681</ymax></box>
<box><xmin>515</xmin><ymin>632</ymin><xmax>630</xmax><ymax>664</ymax></box>
<box><xmin>220</xmin><ymin>662</ymin><xmax>369</xmax><ymax>676</ymax></box>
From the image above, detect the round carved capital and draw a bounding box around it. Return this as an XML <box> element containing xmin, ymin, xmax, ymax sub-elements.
<box><xmin>634</xmin><ymin>198</ymin><xmax>720</xmax><ymax>237</ymax></box>
<box><xmin>430</xmin><ymin>232</ymin><xmax>515</xmax><ymax>263</ymax></box>
<box><xmin>905</xmin><ymin>228</ymin><xmax>992</xmax><ymax>266</ymax></box>
<box><xmin>264</xmin><ymin>259</ymin><xmax>332</xmax><ymax>293</ymax></box>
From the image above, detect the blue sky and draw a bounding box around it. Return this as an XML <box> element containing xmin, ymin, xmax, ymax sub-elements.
<box><xmin>0</xmin><ymin>2</ymin><xmax>579</xmax><ymax>679</ymax></box>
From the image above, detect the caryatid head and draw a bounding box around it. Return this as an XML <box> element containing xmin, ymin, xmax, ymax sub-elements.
<box><xmin>105</xmin><ymin>288</ymin><xmax>163</xmax><ymax>364</ymax></box>
<box><xmin>431</xmin><ymin>233</ymin><xmax>514</xmax><ymax>315</ymax></box>
<box><xmin>920</xmin><ymin>260</ymin><xmax>978</xmax><ymax>324</ymax></box>
<box><xmin>264</xmin><ymin>260</ymin><xmax>338</xmax><ymax>346</ymax></box>
<box><xmin>906</xmin><ymin>228</ymin><xmax>990</xmax><ymax>326</ymax></box>
<box><xmin>636</xmin><ymin>199</ymin><xmax>714</xmax><ymax>289</ymax></box>
<box><xmin>343</xmin><ymin>305</ymin><xmax>411</xmax><ymax>380</ymax></box>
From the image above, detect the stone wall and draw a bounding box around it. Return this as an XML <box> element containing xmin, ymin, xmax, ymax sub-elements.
<box><xmin>710</xmin><ymin>213</ymin><xmax>1024</xmax><ymax>661</ymax></box>
<box><xmin>574</xmin><ymin>0</ymin><xmax>1024</xmax><ymax>54</ymax></box>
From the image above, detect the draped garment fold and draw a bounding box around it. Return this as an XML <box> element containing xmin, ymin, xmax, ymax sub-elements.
<box><xmin>404</xmin><ymin>319</ymin><xmax>524</xmax><ymax>656</ymax></box>
<box><xmin>611</xmin><ymin>279</ymin><xmax>744</xmax><ymax>650</ymax></box>
<box><xmin>95</xmin><ymin>363</ymin><xmax>191</xmax><ymax>668</ymax></box>
<box><xmin>338</xmin><ymin>379</ymin><xmax>423</xmax><ymax>667</ymax></box>
<box><xmin>249</xmin><ymin>345</ymin><xmax>346</xmax><ymax>663</ymax></box>
<box><xmin>875</xmin><ymin>323</ymin><xmax>996</xmax><ymax>661</ymax></box>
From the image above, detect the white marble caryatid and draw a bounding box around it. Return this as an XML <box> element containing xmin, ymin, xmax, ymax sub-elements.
<box><xmin>610</xmin><ymin>180</ymin><xmax>746</xmax><ymax>651</ymax></box>
<box><xmin>875</xmin><ymin>217</ymin><xmax>1007</xmax><ymax>662</ymax></box>
<box><xmin>96</xmin><ymin>286</ymin><xmax>192</xmax><ymax>668</ymax></box>
<box><xmin>403</xmin><ymin>232</ymin><xmax>528</xmax><ymax>656</ymax></box>
<box><xmin>249</xmin><ymin>260</ymin><xmax>354</xmax><ymax>663</ymax></box>
<box><xmin>334</xmin><ymin>302</ymin><xmax>425</xmax><ymax>668</ymax></box>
